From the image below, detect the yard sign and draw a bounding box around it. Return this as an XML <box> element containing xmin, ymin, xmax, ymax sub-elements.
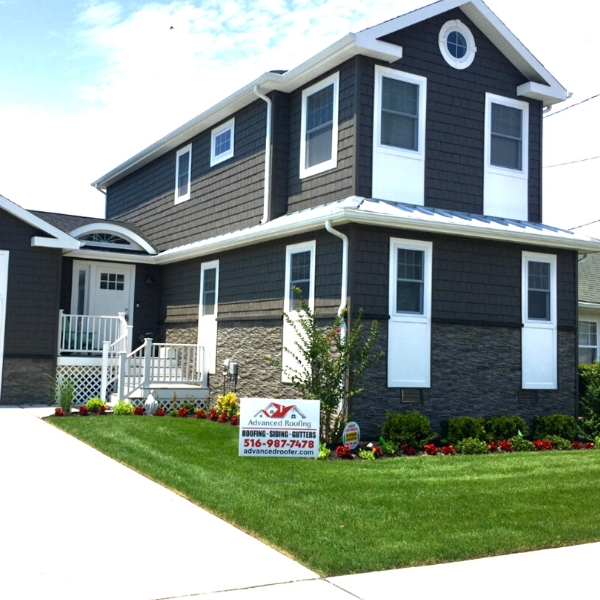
<box><xmin>239</xmin><ymin>398</ymin><xmax>320</xmax><ymax>458</ymax></box>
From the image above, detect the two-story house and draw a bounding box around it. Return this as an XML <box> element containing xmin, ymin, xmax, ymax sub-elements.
<box><xmin>2</xmin><ymin>0</ymin><xmax>599</xmax><ymax>435</ymax></box>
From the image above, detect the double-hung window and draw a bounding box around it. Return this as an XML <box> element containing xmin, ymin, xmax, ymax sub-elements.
<box><xmin>299</xmin><ymin>73</ymin><xmax>339</xmax><ymax>179</ymax></box>
<box><xmin>372</xmin><ymin>66</ymin><xmax>427</xmax><ymax>205</ymax></box>
<box><xmin>211</xmin><ymin>118</ymin><xmax>235</xmax><ymax>166</ymax></box>
<box><xmin>579</xmin><ymin>321</ymin><xmax>598</xmax><ymax>364</ymax></box>
<box><xmin>175</xmin><ymin>144</ymin><xmax>192</xmax><ymax>204</ymax></box>
<box><xmin>396</xmin><ymin>249</ymin><xmax>425</xmax><ymax>314</ymax></box>
<box><xmin>483</xmin><ymin>94</ymin><xmax>529</xmax><ymax>219</ymax></box>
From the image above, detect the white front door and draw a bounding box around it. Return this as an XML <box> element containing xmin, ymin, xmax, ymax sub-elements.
<box><xmin>198</xmin><ymin>261</ymin><xmax>219</xmax><ymax>375</ymax></box>
<box><xmin>0</xmin><ymin>251</ymin><xmax>9</xmax><ymax>402</ymax></box>
<box><xmin>71</xmin><ymin>260</ymin><xmax>135</xmax><ymax>320</ymax></box>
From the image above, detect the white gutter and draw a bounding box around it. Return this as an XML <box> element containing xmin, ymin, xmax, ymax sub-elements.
<box><xmin>325</xmin><ymin>220</ymin><xmax>349</xmax><ymax>316</ymax></box>
<box><xmin>253</xmin><ymin>85</ymin><xmax>272</xmax><ymax>224</ymax></box>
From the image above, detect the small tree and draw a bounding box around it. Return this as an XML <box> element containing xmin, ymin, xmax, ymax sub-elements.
<box><xmin>266</xmin><ymin>292</ymin><xmax>383</xmax><ymax>443</ymax></box>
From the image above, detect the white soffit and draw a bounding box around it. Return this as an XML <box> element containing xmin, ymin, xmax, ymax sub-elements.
<box><xmin>0</xmin><ymin>194</ymin><xmax>80</xmax><ymax>250</ymax></box>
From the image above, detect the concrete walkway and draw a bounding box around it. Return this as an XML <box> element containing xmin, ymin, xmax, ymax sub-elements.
<box><xmin>1</xmin><ymin>406</ymin><xmax>599</xmax><ymax>599</ymax></box>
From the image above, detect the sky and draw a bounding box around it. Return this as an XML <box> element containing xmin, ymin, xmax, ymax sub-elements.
<box><xmin>0</xmin><ymin>0</ymin><xmax>598</xmax><ymax>233</ymax></box>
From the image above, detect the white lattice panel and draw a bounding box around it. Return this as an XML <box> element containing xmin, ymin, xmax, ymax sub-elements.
<box><xmin>56</xmin><ymin>365</ymin><xmax>116</xmax><ymax>405</ymax></box>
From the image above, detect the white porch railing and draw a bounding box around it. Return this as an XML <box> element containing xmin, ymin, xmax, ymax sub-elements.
<box><xmin>117</xmin><ymin>338</ymin><xmax>204</xmax><ymax>401</ymax></box>
<box><xmin>58</xmin><ymin>311</ymin><xmax>130</xmax><ymax>355</ymax></box>
<box><xmin>100</xmin><ymin>314</ymin><xmax>134</xmax><ymax>401</ymax></box>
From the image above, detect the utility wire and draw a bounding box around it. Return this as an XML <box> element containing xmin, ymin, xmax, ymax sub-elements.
<box><xmin>570</xmin><ymin>218</ymin><xmax>600</xmax><ymax>231</ymax></box>
<box><xmin>543</xmin><ymin>155</ymin><xmax>600</xmax><ymax>169</ymax></box>
<box><xmin>544</xmin><ymin>93</ymin><xmax>600</xmax><ymax>118</ymax></box>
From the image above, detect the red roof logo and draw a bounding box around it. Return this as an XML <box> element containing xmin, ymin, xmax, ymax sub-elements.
<box><xmin>254</xmin><ymin>402</ymin><xmax>306</xmax><ymax>419</ymax></box>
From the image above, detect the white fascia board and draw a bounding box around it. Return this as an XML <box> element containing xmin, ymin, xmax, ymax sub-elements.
<box><xmin>64</xmin><ymin>248</ymin><xmax>155</xmax><ymax>264</ymax></box>
<box><xmin>0</xmin><ymin>194</ymin><xmax>80</xmax><ymax>250</ymax></box>
<box><xmin>579</xmin><ymin>302</ymin><xmax>600</xmax><ymax>311</ymax></box>
<box><xmin>69</xmin><ymin>223</ymin><xmax>157</xmax><ymax>255</ymax></box>
<box><xmin>153</xmin><ymin>201</ymin><xmax>600</xmax><ymax>266</ymax></box>
<box><xmin>517</xmin><ymin>82</ymin><xmax>567</xmax><ymax>106</ymax></box>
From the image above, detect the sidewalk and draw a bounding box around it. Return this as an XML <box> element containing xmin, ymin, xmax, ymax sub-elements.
<box><xmin>1</xmin><ymin>405</ymin><xmax>599</xmax><ymax>599</ymax></box>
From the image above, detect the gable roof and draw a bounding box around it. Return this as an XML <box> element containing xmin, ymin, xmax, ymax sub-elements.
<box><xmin>0</xmin><ymin>194</ymin><xmax>80</xmax><ymax>250</ymax></box>
<box><xmin>92</xmin><ymin>0</ymin><xmax>567</xmax><ymax>191</ymax></box>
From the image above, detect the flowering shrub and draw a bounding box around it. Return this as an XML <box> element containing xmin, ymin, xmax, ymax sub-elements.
<box><xmin>54</xmin><ymin>407</ymin><xmax>64</xmax><ymax>416</ymax></box>
<box><xmin>177</xmin><ymin>407</ymin><xmax>188</xmax><ymax>418</ymax></box>
<box><xmin>401</xmin><ymin>443</ymin><xmax>416</xmax><ymax>456</ymax></box>
<box><xmin>154</xmin><ymin>408</ymin><xmax>165</xmax><ymax>417</ymax></box>
<box><xmin>534</xmin><ymin>439</ymin><xmax>553</xmax><ymax>451</ymax></box>
<box><xmin>488</xmin><ymin>441</ymin><xmax>497</xmax><ymax>453</ymax></box>
<box><xmin>209</xmin><ymin>409</ymin><xmax>218</xmax><ymax>421</ymax></box>
<box><xmin>218</xmin><ymin>410</ymin><xmax>229</xmax><ymax>423</ymax></box>
<box><xmin>195</xmin><ymin>409</ymin><xmax>206</xmax><ymax>419</ymax></box>
<box><xmin>442</xmin><ymin>445</ymin><xmax>455</xmax><ymax>455</ymax></box>
<box><xmin>423</xmin><ymin>443</ymin><xmax>438</xmax><ymax>455</ymax></box>
<box><xmin>572</xmin><ymin>441</ymin><xmax>582</xmax><ymax>450</ymax></box>
<box><xmin>215</xmin><ymin>392</ymin><xmax>239</xmax><ymax>419</ymax></box>
<box><xmin>585</xmin><ymin>442</ymin><xmax>595</xmax><ymax>449</ymax></box>
<box><xmin>133</xmin><ymin>406</ymin><xmax>145</xmax><ymax>416</ymax></box>
<box><xmin>79</xmin><ymin>406</ymin><xmax>89</xmax><ymax>416</ymax></box>
<box><xmin>373</xmin><ymin>446</ymin><xmax>383</xmax><ymax>458</ymax></box>
<box><xmin>336</xmin><ymin>444</ymin><xmax>353</xmax><ymax>459</ymax></box>
<box><xmin>498</xmin><ymin>439</ymin><xmax>514</xmax><ymax>452</ymax></box>
<box><xmin>230</xmin><ymin>414</ymin><xmax>240</xmax><ymax>426</ymax></box>
<box><xmin>98</xmin><ymin>405</ymin><xmax>107</xmax><ymax>415</ymax></box>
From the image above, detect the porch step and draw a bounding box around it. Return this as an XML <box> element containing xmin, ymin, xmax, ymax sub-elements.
<box><xmin>110</xmin><ymin>384</ymin><xmax>209</xmax><ymax>404</ymax></box>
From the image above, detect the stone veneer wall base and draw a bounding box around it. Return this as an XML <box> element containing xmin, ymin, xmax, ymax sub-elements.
<box><xmin>1</xmin><ymin>357</ymin><xmax>55</xmax><ymax>404</ymax></box>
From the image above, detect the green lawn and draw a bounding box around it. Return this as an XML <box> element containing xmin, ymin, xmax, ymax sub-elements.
<box><xmin>51</xmin><ymin>416</ymin><xmax>600</xmax><ymax>576</ymax></box>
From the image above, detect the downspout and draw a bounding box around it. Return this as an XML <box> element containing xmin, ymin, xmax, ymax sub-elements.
<box><xmin>325</xmin><ymin>220</ymin><xmax>349</xmax><ymax>338</ymax></box>
<box><xmin>253</xmin><ymin>85</ymin><xmax>272</xmax><ymax>224</ymax></box>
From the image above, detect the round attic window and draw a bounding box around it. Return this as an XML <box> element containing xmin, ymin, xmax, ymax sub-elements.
<box><xmin>439</xmin><ymin>20</ymin><xmax>476</xmax><ymax>70</ymax></box>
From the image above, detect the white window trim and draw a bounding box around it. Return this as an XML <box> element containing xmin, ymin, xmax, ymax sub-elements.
<box><xmin>485</xmin><ymin>93</ymin><xmax>529</xmax><ymax>180</ymax></box>
<box><xmin>210</xmin><ymin>118</ymin><xmax>235</xmax><ymax>167</ymax></box>
<box><xmin>200</xmin><ymin>260</ymin><xmax>219</xmax><ymax>318</ymax></box>
<box><xmin>522</xmin><ymin>252</ymin><xmax>556</xmax><ymax>327</ymax></box>
<box><xmin>284</xmin><ymin>241</ymin><xmax>316</xmax><ymax>313</ymax></box>
<box><xmin>175</xmin><ymin>144</ymin><xmax>192</xmax><ymax>204</ymax></box>
<box><xmin>299</xmin><ymin>72</ymin><xmax>339</xmax><ymax>180</ymax></box>
<box><xmin>374</xmin><ymin>66</ymin><xmax>427</xmax><ymax>162</ymax></box>
<box><xmin>579</xmin><ymin>318</ymin><xmax>599</xmax><ymax>363</ymax></box>
<box><xmin>438</xmin><ymin>20</ymin><xmax>477</xmax><ymax>70</ymax></box>
<box><xmin>389</xmin><ymin>238</ymin><xmax>432</xmax><ymax>323</ymax></box>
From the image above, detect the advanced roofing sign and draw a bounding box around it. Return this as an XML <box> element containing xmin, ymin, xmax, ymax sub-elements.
<box><xmin>239</xmin><ymin>399</ymin><xmax>320</xmax><ymax>458</ymax></box>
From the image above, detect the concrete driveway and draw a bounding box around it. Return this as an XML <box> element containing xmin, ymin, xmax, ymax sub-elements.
<box><xmin>2</xmin><ymin>406</ymin><xmax>600</xmax><ymax>600</ymax></box>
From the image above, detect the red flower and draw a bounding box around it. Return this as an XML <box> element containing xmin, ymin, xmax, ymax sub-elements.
<box><xmin>572</xmin><ymin>441</ymin><xmax>582</xmax><ymax>450</ymax></box>
<box><xmin>154</xmin><ymin>408</ymin><xmax>165</xmax><ymax>417</ymax></box>
<box><xmin>535</xmin><ymin>439</ymin><xmax>552</xmax><ymax>451</ymax></box>
<box><xmin>442</xmin><ymin>445</ymin><xmax>455</xmax><ymax>455</ymax></box>
<box><xmin>373</xmin><ymin>446</ymin><xmax>383</xmax><ymax>458</ymax></box>
<box><xmin>98</xmin><ymin>405</ymin><xmax>106</xmax><ymax>415</ymax></box>
<box><xmin>195</xmin><ymin>409</ymin><xmax>206</xmax><ymax>419</ymax></box>
<box><xmin>401</xmin><ymin>444</ymin><xmax>416</xmax><ymax>456</ymax></box>
<box><xmin>585</xmin><ymin>442</ymin><xmax>594</xmax><ymax>450</ymax></box>
<box><xmin>498</xmin><ymin>439</ymin><xmax>513</xmax><ymax>452</ymax></box>
<box><xmin>423</xmin><ymin>443</ymin><xmax>438</xmax><ymax>455</ymax></box>
<box><xmin>133</xmin><ymin>406</ymin><xmax>145</xmax><ymax>416</ymax></box>
<box><xmin>218</xmin><ymin>410</ymin><xmax>229</xmax><ymax>423</ymax></box>
<box><xmin>79</xmin><ymin>406</ymin><xmax>89</xmax><ymax>416</ymax></box>
<box><xmin>177</xmin><ymin>407</ymin><xmax>188</xmax><ymax>418</ymax></box>
<box><xmin>209</xmin><ymin>409</ymin><xmax>218</xmax><ymax>421</ymax></box>
<box><xmin>488</xmin><ymin>441</ymin><xmax>497</xmax><ymax>453</ymax></box>
<box><xmin>230</xmin><ymin>414</ymin><xmax>240</xmax><ymax>426</ymax></box>
<box><xmin>335</xmin><ymin>444</ymin><xmax>353</xmax><ymax>459</ymax></box>
<box><xmin>54</xmin><ymin>407</ymin><xmax>64</xmax><ymax>417</ymax></box>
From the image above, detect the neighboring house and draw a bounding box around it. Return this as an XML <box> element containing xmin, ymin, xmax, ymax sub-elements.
<box><xmin>2</xmin><ymin>0</ymin><xmax>600</xmax><ymax>435</ymax></box>
<box><xmin>578</xmin><ymin>253</ymin><xmax>600</xmax><ymax>363</ymax></box>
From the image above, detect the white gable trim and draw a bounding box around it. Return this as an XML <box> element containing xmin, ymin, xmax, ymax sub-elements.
<box><xmin>69</xmin><ymin>223</ymin><xmax>157</xmax><ymax>255</ymax></box>
<box><xmin>0</xmin><ymin>194</ymin><xmax>80</xmax><ymax>250</ymax></box>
